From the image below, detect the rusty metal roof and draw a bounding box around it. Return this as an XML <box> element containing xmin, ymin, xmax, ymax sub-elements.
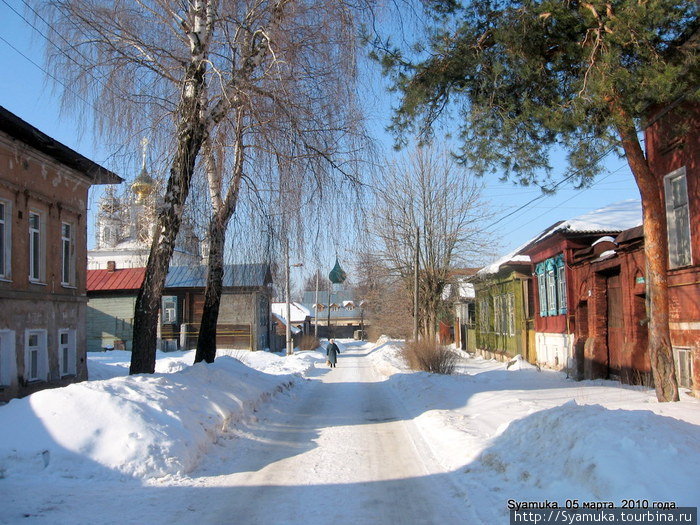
<box><xmin>87</xmin><ymin>267</ymin><xmax>146</xmax><ymax>291</ymax></box>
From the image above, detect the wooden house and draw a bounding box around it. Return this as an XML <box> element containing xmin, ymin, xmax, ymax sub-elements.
<box><xmin>568</xmin><ymin>226</ymin><xmax>650</xmax><ymax>384</ymax></box>
<box><xmin>0</xmin><ymin>107</ymin><xmax>122</xmax><ymax>402</ymax></box>
<box><xmin>519</xmin><ymin>201</ymin><xmax>642</xmax><ymax>373</ymax></box>
<box><xmin>472</xmin><ymin>252</ymin><xmax>535</xmax><ymax>362</ymax></box>
<box><xmin>645</xmin><ymin>103</ymin><xmax>700</xmax><ymax>394</ymax></box>
<box><xmin>87</xmin><ymin>263</ymin><xmax>273</xmax><ymax>353</ymax></box>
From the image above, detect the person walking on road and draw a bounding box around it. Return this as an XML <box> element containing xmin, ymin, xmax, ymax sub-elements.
<box><xmin>326</xmin><ymin>338</ymin><xmax>340</xmax><ymax>368</ymax></box>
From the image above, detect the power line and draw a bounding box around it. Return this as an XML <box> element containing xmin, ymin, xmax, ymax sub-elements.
<box><xmin>482</xmin><ymin>145</ymin><xmax>617</xmax><ymax>233</ymax></box>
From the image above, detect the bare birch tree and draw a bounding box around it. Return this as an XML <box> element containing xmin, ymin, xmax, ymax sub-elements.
<box><xmin>370</xmin><ymin>145</ymin><xmax>492</xmax><ymax>340</ymax></box>
<box><xmin>39</xmin><ymin>0</ymin><xmax>369</xmax><ymax>372</ymax></box>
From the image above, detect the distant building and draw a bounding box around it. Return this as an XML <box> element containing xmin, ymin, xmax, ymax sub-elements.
<box><xmin>0</xmin><ymin>106</ymin><xmax>122</xmax><ymax>402</ymax></box>
<box><xmin>87</xmin><ymin>263</ymin><xmax>273</xmax><ymax>352</ymax></box>
<box><xmin>301</xmin><ymin>289</ymin><xmax>368</xmax><ymax>339</ymax></box>
<box><xmin>473</xmin><ymin>201</ymin><xmax>642</xmax><ymax>375</ymax></box>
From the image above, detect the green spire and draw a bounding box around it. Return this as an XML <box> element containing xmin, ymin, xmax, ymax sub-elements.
<box><xmin>328</xmin><ymin>257</ymin><xmax>347</xmax><ymax>284</ymax></box>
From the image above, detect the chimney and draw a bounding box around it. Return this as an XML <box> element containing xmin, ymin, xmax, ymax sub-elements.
<box><xmin>107</xmin><ymin>261</ymin><xmax>116</xmax><ymax>272</ymax></box>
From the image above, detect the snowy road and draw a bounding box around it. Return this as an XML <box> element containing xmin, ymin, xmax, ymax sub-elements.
<box><xmin>168</xmin><ymin>341</ymin><xmax>471</xmax><ymax>524</ymax></box>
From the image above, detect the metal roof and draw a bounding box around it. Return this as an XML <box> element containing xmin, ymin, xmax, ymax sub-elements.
<box><xmin>0</xmin><ymin>106</ymin><xmax>123</xmax><ymax>185</ymax></box>
<box><xmin>87</xmin><ymin>267</ymin><xmax>146</xmax><ymax>291</ymax></box>
<box><xmin>88</xmin><ymin>263</ymin><xmax>271</xmax><ymax>292</ymax></box>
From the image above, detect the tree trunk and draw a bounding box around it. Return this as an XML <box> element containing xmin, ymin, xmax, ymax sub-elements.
<box><xmin>130</xmin><ymin>61</ymin><xmax>207</xmax><ymax>375</ymax></box>
<box><xmin>614</xmin><ymin>106</ymin><xmax>679</xmax><ymax>402</ymax></box>
<box><xmin>194</xmin><ymin>217</ymin><xmax>226</xmax><ymax>363</ymax></box>
<box><xmin>195</xmin><ymin>126</ymin><xmax>244</xmax><ymax>363</ymax></box>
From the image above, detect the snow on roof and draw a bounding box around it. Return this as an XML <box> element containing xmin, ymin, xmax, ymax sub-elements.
<box><xmin>531</xmin><ymin>199</ymin><xmax>642</xmax><ymax>245</ymax></box>
<box><xmin>458</xmin><ymin>282</ymin><xmax>476</xmax><ymax>299</ymax></box>
<box><xmin>476</xmin><ymin>248</ymin><xmax>532</xmax><ymax>277</ymax></box>
<box><xmin>271</xmin><ymin>302</ymin><xmax>311</xmax><ymax>324</ymax></box>
<box><xmin>476</xmin><ymin>200</ymin><xmax>641</xmax><ymax>278</ymax></box>
<box><xmin>592</xmin><ymin>236</ymin><xmax>616</xmax><ymax>246</ymax></box>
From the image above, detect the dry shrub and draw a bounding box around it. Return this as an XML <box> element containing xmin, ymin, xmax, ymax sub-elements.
<box><xmin>403</xmin><ymin>340</ymin><xmax>457</xmax><ymax>374</ymax></box>
<box><xmin>299</xmin><ymin>334</ymin><xmax>321</xmax><ymax>351</ymax></box>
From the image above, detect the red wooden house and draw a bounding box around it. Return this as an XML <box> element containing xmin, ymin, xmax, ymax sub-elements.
<box><xmin>518</xmin><ymin>201</ymin><xmax>642</xmax><ymax>373</ymax></box>
<box><xmin>645</xmin><ymin>103</ymin><xmax>700</xmax><ymax>395</ymax></box>
<box><xmin>568</xmin><ymin>226</ymin><xmax>650</xmax><ymax>384</ymax></box>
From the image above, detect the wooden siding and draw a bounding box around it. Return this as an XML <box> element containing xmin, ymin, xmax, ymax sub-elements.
<box><xmin>86</xmin><ymin>296</ymin><xmax>137</xmax><ymax>351</ymax></box>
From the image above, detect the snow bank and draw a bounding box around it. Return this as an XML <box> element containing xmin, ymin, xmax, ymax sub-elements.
<box><xmin>218</xmin><ymin>348</ymin><xmax>325</xmax><ymax>376</ymax></box>
<box><xmin>367</xmin><ymin>336</ymin><xmax>407</xmax><ymax>376</ymax></box>
<box><xmin>368</xmin><ymin>340</ymin><xmax>700</xmax><ymax>515</ymax></box>
<box><xmin>469</xmin><ymin>401</ymin><xmax>700</xmax><ymax>509</ymax></box>
<box><xmin>0</xmin><ymin>355</ymin><xmax>303</xmax><ymax>480</ymax></box>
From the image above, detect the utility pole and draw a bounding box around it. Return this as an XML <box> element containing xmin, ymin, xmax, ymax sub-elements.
<box><xmin>413</xmin><ymin>226</ymin><xmax>420</xmax><ymax>342</ymax></box>
<box><xmin>314</xmin><ymin>270</ymin><xmax>319</xmax><ymax>339</ymax></box>
<box><xmin>284</xmin><ymin>237</ymin><xmax>303</xmax><ymax>356</ymax></box>
<box><xmin>285</xmin><ymin>237</ymin><xmax>293</xmax><ymax>356</ymax></box>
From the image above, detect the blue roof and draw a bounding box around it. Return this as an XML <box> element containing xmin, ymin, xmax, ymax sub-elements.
<box><xmin>165</xmin><ymin>264</ymin><xmax>271</xmax><ymax>289</ymax></box>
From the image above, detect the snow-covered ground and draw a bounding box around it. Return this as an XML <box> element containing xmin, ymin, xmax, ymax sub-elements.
<box><xmin>1</xmin><ymin>339</ymin><xmax>699</xmax><ymax>524</ymax></box>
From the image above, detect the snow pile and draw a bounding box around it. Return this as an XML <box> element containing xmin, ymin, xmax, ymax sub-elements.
<box><xmin>0</xmin><ymin>356</ymin><xmax>298</xmax><ymax>480</ymax></box>
<box><xmin>468</xmin><ymin>401</ymin><xmax>700</xmax><ymax>508</ymax></box>
<box><xmin>219</xmin><ymin>348</ymin><xmax>325</xmax><ymax>376</ymax></box>
<box><xmin>367</xmin><ymin>336</ymin><xmax>407</xmax><ymax>376</ymax></box>
<box><xmin>87</xmin><ymin>349</ymin><xmax>193</xmax><ymax>380</ymax></box>
<box><xmin>505</xmin><ymin>354</ymin><xmax>539</xmax><ymax>371</ymax></box>
<box><xmin>368</xmin><ymin>341</ymin><xmax>700</xmax><ymax>514</ymax></box>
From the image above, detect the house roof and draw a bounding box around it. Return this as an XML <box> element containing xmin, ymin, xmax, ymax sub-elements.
<box><xmin>271</xmin><ymin>302</ymin><xmax>311</xmax><ymax>324</ymax></box>
<box><xmin>87</xmin><ymin>267</ymin><xmax>146</xmax><ymax>291</ymax></box>
<box><xmin>523</xmin><ymin>199</ymin><xmax>642</xmax><ymax>250</ymax></box>
<box><xmin>0</xmin><ymin>106</ymin><xmax>123</xmax><ymax>185</ymax></box>
<box><xmin>88</xmin><ymin>264</ymin><xmax>271</xmax><ymax>292</ymax></box>
<box><xmin>475</xmin><ymin>200</ymin><xmax>642</xmax><ymax>278</ymax></box>
<box><xmin>164</xmin><ymin>264</ymin><xmax>271</xmax><ymax>288</ymax></box>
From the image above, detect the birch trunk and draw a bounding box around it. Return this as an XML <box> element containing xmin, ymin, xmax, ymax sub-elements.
<box><xmin>195</xmin><ymin>125</ymin><xmax>244</xmax><ymax>364</ymax></box>
<box><xmin>194</xmin><ymin>215</ymin><xmax>227</xmax><ymax>363</ymax></box>
<box><xmin>130</xmin><ymin>60</ymin><xmax>207</xmax><ymax>375</ymax></box>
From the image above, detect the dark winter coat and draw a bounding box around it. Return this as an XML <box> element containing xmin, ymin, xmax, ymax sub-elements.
<box><xmin>326</xmin><ymin>342</ymin><xmax>340</xmax><ymax>364</ymax></box>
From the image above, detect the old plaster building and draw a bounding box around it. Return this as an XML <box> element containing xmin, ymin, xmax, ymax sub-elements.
<box><xmin>0</xmin><ymin>106</ymin><xmax>122</xmax><ymax>402</ymax></box>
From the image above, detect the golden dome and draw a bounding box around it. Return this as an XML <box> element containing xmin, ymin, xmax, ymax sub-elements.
<box><xmin>131</xmin><ymin>167</ymin><xmax>155</xmax><ymax>202</ymax></box>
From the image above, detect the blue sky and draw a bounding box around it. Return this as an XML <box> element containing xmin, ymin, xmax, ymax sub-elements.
<box><xmin>0</xmin><ymin>2</ymin><xmax>642</xmax><ymax>276</ymax></box>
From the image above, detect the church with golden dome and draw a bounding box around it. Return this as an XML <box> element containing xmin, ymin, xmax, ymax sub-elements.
<box><xmin>88</xmin><ymin>139</ymin><xmax>202</xmax><ymax>270</ymax></box>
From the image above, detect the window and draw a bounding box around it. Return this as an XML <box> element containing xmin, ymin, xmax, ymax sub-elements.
<box><xmin>61</xmin><ymin>222</ymin><xmax>75</xmax><ymax>286</ymax></box>
<box><xmin>493</xmin><ymin>295</ymin><xmax>502</xmax><ymax>334</ymax></box>
<box><xmin>29</xmin><ymin>211</ymin><xmax>44</xmax><ymax>282</ymax></box>
<box><xmin>0</xmin><ymin>200</ymin><xmax>10</xmax><ymax>279</ymax></box>
<box><xmin>664</xmin><ymin>167</ymin><xmax>692</xmax><ymax>268</ymax></box>
<box><xmin>25</xmin><ymin>330</ymin><xmax>48</xmax><ymax>381</ymax></box>
<box><xmin>479</xmin><ymin>298</ymin><xmax>490</xmax><ymax>332</ymax></box>
<box><xmin>506</xmin><ymin>293</ymin><xmax>515</xmax><ymax>336</ymax></box>
<box><xmin>162</xmin><ymin>296</ymin><xmax>177</xmax><ymax>324</ymax></box>
<box><xmin>493</xmin><ymin>293</ymin><xmax>515</xmax><ymax>336</ymax></box>
<box><xmin>536</xmin><ymin>254</ymin><xmax>567</xmax><ymax>317</ymax></box>
<box><xmin>58</xmin><ymin>329</ymin><xmax>76</xmax><ymax>376</ymax></box>
<box><xmin>556</xmin><ymin>256</ymin><xmax>567</xmax><ymax>315</ymax></box>
<box><xmin>0</xmin><ymin>330</ymin><xmax>16</xmax><ymax>386</ymax></box>
<box><xmin>673</xmin><ymin>347</ymin><xmax>693</xmax><ymax>390</ymax></box>
<box><xmin>536</xmin><ymin>263</ymin><xmax>547</xmax><ymax>317</ymax></box>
